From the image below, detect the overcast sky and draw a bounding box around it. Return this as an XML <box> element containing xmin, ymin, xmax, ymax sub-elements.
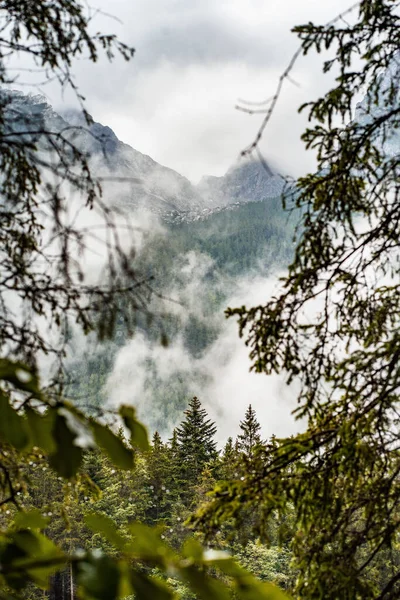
<box><xmin>18</xmin><ymin>0</ymin><xmax>353</xmax><ymax>182</ymax></box>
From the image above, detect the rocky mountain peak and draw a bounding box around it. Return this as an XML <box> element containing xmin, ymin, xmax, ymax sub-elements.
<box><xmin>197</xmin><ymin>157</ymin><xmax>285</xmax><ymax>208</ymax></box>
<box><xmin>1</xmin><ymin>89</ymin><xmax>286</xmax><ymax>221</ymax></box>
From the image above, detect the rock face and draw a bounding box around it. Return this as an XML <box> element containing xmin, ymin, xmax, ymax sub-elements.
<box><xmin>2</xmin><ymin>90</ymin><xmax>285</xmax><ymax>220</ymax></box>
<box><xmin>354</xmin><ymin>52</ymin><xmax>400</xmax><ymax>159</ymax></box>
<box><xmin>3</xmin><ymin>53</ymin><xmax>400</xmax><ymax>222</ymax></box>
<box><xmin>64</xmin><ymin>109</ymin><xmax>207</xmax><ymax>217</ymax></box>
<box><xmin>197</xmin><ymin>159</ymin><xmax>285</xmax><ymax>208</ymax></box>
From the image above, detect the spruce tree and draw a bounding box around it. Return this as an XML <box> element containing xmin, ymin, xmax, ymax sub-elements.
<box><xmin>236</xmin><ymin>405</ymin><xmax>262</xmax><ymax>460</ymax></box>
<box><xmin>169</xmin><ymin>429</ymin><xmax>179</xmax><ymax>457</ymax></box>
<box><xmin>145</xmin><ymin>431</ymin><xmax>178</xmax><ymax>526</ymax></box>
<box><xmin>223</xmin><ymin>437</ymin><xmax>235</xmax><ymax>462</ymax></box>
<box><xmin>175</xmin><ymin>397</ymin><xmax>217</xmax><ymax>486</ymax></box>
<box><xmin>167</xmin><ymin>427</ymin><xmax>186</xmax><ymax>494</ymax></box>
<box><xmin>220</xmin><ymin>436</ymin><xmax>239</xmax><ymax>480</ymax></box>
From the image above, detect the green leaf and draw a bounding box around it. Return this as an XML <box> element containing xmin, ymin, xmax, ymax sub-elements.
<box><xmin>25</xmin><ymin>407</ymin><xmax>56</xmax><ymax>454</ymax></box>
<box><xmin>0</xmin><ymin>359</ymin><xmax>42</xmax><ymax>398</ymax></box>
<box><xmin>0</xmin><ymin>591</ymin><xmax>20</xmax><ymax>599</ymax></box>
<box><xmin>0</xmin><ymin>392</ymin><xmax>29</xmax><ymax>450</ymax></box>
<box><xmin>13</xmin><ymin>510</ymin><xmax>50</xmax><ymax>531</ymax></box>
<box><xmin>205</xmin><ymin>556</ymin><xmax>291</xmax><ymax>599</ymax></box>
<box><xmin>48</xmin><ymin>413</ymin><xmax>83</xmax><ymax>479</ymax></box>
<box><xmin>76</xmin><ymin>551</ymin><xmax>120</xmax><ymax>600</ymax></box>
<box><xmin>181</xmin><ymin>565</ymin><xmax>231</xmax><ymax>600</ymax></box>
<box><xmin>119</xmin><ymin>405</ymin><xmax>149</xmax><ymax>451</ymax></box>
<box><xmin>130</xmin><ymin>569</ymin><xmax>174</xmax><ymax>600</ymax></box>
<box><xmin>91</xmin><ymin>421</ymin><xmax>134</xmax><ymax>470</ymax></box>
<box><xmin>182</xmin><ymin>538</ymin><xmax>204</xmax><ymax>562</ymax></box>
<box><xmin>204</xmin><ymin>555</ymin><xmax>246</xmax><ymax>577</ymax></box>
<box><xmin>11</xmin><ymin>530</ymin><xmax>60</xmax><ymax>558</ymax></box>
<box><xmin>85</xmin><ymin>513</ymin><xmax>128</xmax><ymax>551</ymax></box>
<box><xmin>235</xmin><ymin>581</ymin><xmax>291</xmax><ymax>600</ymax></box>
<box><xmin>128</xmin><ymin>523</ymin><xmax>176</xmax><ymax>562</ymax></box>
<box><xmin>5</xmin><ymin>530</ymin><xmax>65</xmax><ymax>589</ymax></box>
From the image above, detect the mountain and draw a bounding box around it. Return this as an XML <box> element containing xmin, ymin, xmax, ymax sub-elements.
<box><xmin>354</xmin><ymin>52</ymin><xmax>400</xmax><ymax>159</ymax></box>
<box><xmin>1</xmin><ymin>89</ymin><xmax>297</xmax><ymax>433</ymax></box>
<box><xmin>197</xmin><ymin>159</ymin><xmax>285</xmax><ymax>208</ymax></box>
<box><xmin>2</xmin><ymin>90</ymin><xmax>286</xmax><ymax>221</ymax></box>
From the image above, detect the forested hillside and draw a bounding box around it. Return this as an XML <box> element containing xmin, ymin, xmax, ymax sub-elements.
<box><xmin>66</xmin><ymin>192</ymin><xmax>298</xmax><ymax>433</ymax></box>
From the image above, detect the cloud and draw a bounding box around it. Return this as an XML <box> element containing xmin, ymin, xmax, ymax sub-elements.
<box><xmin>105</xmin><ymin>261</ymin><xmax>303</xmax><ymax>445</ymax></box>
<box><xmin>86</xmin><ymin>0</ymin><xmax>353</xmax><ymax>71</ymax></box>
<box><xmin>9</xmin><ymin>0</ymin><xmax>354</xmax><ymax>181</ymax></box>
<box><xmin>194</xmin><ymin>273</ymin><xmax>302</xmax><ymax>443</ymax></box>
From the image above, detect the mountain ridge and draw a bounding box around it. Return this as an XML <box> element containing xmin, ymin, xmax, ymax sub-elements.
<box><xmin>3</xmin><ymin>89</ymin><xmax>286</xmax><ymax>222</ymax></box>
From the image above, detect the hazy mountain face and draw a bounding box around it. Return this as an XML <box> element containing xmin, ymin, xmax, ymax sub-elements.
<box><xmin>197</xmin><ymin>160</ymin><xmax>285</xmax><ymax>207</ymax></box>
<box><xmin>3</xmin><ymin>90</ymin><xmax>285</xmax><ymax>221</ymax></box>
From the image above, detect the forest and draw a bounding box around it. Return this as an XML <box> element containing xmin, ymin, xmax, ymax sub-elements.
<box><xmin>1</xmin><ymin>400</ymin><xmax>296</xmax><ymax>599</ymax></box>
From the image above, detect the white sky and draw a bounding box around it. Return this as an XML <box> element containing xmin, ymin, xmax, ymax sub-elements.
<box><xmin>12</xmin><ymin>0</ymin><xmax>354</xmax><ymax>181</ymax></box>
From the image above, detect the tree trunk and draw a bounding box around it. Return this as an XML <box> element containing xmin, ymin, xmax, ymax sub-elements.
<box><xmin>69</xmin><ymin>562</ymin><xmax>74</xmax><ymax>600</ymax></box>
<box><xmin>49</xmin><ymin>571</ymin><xmax>63</xmax><ymax>600</ymax></box>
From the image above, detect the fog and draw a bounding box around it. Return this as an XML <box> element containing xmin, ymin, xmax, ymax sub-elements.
<box><xmin>105</xmin><ymin>242</ymin><xmax>302</xmax><ymax>443</ymax></box>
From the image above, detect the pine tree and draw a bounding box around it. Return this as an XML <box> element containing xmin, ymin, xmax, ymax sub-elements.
<box><xmin>236</xmin><ymin>405</ymin><xmax>262</xmax><ymax>460</ymax></box>
<box><xmin>166</xmin><ymin>427</ymin><xmax>186</xmax><ymax>495</ymax></box>
<box><xmin>169</xmin><ymin>429</ymin><xmax>179</xmax><ymax>457</ymax></box>
<box><xmin>223</xmin><ymin>437</ymin><xmax>235</xmax><ymax>463</ymax></box>
<box><xmin>145</xmin><ymin>431</ymin><xmax>178</xmax><ymax>526</ymax></box>
<box><xmin>175</xmin><ymin>397</ymin><xmax>217</xmax><ymax>487</ymax></box>
<box><xmin>220</xmin><ymin>436</ymin><xmax>239</xmax><ymax>480</ymax></box>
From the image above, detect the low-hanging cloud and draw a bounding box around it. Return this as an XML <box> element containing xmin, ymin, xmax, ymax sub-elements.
<box><xmin>105</xmin><ymin>254</ymin><xmax>302</xmax><ymax>445</ymax></box>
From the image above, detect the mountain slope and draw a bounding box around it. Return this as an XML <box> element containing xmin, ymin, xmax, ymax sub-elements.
<box><xmin>3</xmin><ymin>90</ymin><xmax>285</xmax><ymax>220</ymax></box>
<box><xmin>197</xmin><ymin>159</ymin><xmax>285</xmax><ymax>207</ymax></box>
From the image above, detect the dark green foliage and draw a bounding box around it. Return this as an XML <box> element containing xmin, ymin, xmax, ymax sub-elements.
<box><xmin>175</xmin><ymin>397</ymin><xmax>218</xmax><ymax>487</ymax></box>
<box><xmin>0</xmin><ymin>398</ymin><xmax>295</xmax><ymax>598</ymax></box>
<box><xmin>236</xmin><ymin>405</ymin><xmax>262</xmax><ymax>460</ymax></box>
<box><xmin>1</xmin><ymin>406</ymin><xmax>293</xmax><ymax>600</ymax></box>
